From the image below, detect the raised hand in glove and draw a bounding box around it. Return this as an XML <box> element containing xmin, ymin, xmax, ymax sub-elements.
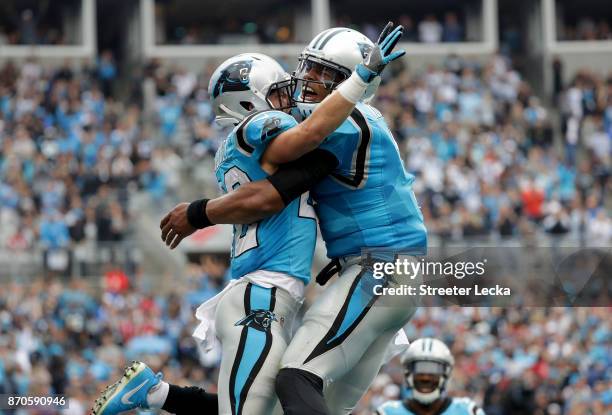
<box><xmin>355</xmin><ymin>21</ymin><xmax>406</xmax><ymax>83</ymax></box>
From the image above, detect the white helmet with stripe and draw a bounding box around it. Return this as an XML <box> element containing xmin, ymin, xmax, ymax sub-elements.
<box><xmin>401</xmin><ymin>338</ymin><xmax>454</xmax><ymax>404</ymax></box>
<box><xmin>293</xmin><ymin>27</ymin><xmax>381</xmax><ymax>118</ymax></box>
<box><xmin>208</xmin><ymin>53</ymin><xmax>293</xmax><ymax>127</ymax></box>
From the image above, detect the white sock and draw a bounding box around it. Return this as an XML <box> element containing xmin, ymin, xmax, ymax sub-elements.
<box><xmin>147</xmin><ymin>380</ymin><xmax>169</xmax><ymax>409</ymax></box>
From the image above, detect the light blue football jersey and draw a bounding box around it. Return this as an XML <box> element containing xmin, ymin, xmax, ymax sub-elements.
<box><xmin>214</xmin><ymin>110</ymin><xmax>317</xmax><ymax>284</ymax></box>
<box><xmin>377</xmin><ymin>397</ymin><xmax>485</xmax><ymax>415</ymax></box>
<box><xmin>313</xmin><ymin>102</ymin><xmax>427</xmax><ymax>258</ymax></box>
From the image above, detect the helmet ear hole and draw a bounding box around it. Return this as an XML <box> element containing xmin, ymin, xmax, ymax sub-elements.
<box><xmin>240</xmin><ymin>101</ymin><xmax>254</xmax><ymax>111</ymax></box>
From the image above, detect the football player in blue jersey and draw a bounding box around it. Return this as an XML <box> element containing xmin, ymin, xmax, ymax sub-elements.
<box><xmin>377</xmin><ymin>338</ymin><xmax>485</xmax><ymax>415</ymax></box>
<box><xmin>92</xmin><ymin>22</ymin><xmax>406</xmax><ymax>415</ymax></box>
<box><xmin>162</xmin><ymin>27</ymin><xmax>426</xmax><ymax>415</ymax></box>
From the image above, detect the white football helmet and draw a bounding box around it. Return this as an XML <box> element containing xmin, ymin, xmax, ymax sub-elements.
<box><xmin>401</xmin><ymin>338</ymin><xmax>454</xmax><ymax>404</ymax></box>
<box><xmin>292</xmin><ymin>27</ymin><xmax>380</xmax><ymax>118</ymax></box>
<box><xmin>208</xmin><ymin>53</ymin><xmax>293</xmax><ymax>126</ymax></box>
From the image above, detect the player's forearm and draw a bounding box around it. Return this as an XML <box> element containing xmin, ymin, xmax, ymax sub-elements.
<box><xmin>205</xmin><ymin>181</ymin><xmax>285</xmax><ymax>225</ymax></box>
<box><xmin>263</xmin><ymin>72</ymin><xmax>368</xmax><ymax>165</ymax></box>
<box><xmin>263</xmin><ymin>93</ymin><xmax>354</xmax><ymax>165</ymax></box>
<box><xmin>298</xmin><ymin>89</ymin><xmax>356</xmax><ymax>144</ymax></box>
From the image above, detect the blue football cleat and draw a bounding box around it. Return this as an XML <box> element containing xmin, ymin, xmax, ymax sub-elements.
<box><xmin>92</xmin><ymin>361</ymin><xmax>162</xmax><ymax>414</ymax></box>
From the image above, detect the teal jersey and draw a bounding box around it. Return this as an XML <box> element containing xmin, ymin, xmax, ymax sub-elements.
<box><xmin>314</xmin><ymin>103</ymin><xmax>427</xmax><ymax>258</ymax></box>
<box><xmin>377</xmin><ymin>397</ymin><xmax>485</xmax><ymax>415</ymax></box>
<box><xmin>214</xmin><ymin>110</ymin><xmax>317</xmax><ymax>284</ymax></box>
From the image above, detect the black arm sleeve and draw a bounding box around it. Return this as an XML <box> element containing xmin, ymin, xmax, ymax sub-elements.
<box><xmin>266</xmin><ymin>148</ymin><xmax>338</xmax><ymax>205</ymax></box>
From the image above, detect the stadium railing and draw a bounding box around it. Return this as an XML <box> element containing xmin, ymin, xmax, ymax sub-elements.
<box><xmin>0</xmin><ymin>241</ymin><xmax>141</xmax><ymax>280</ymax></box>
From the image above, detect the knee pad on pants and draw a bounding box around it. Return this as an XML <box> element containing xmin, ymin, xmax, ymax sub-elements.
<box><xmin>275</xmin><ymin>368</ymin><xmax>328</xmax><ymax>415</ymax></box>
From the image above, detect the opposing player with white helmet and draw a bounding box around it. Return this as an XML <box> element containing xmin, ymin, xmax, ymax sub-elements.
<box><xmin>377</xmin><ymin>338</ymin><xmax>485</xmax><ymax>415</ymax></box>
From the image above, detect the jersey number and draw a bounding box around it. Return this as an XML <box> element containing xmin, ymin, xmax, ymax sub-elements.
<box><xmin>224</xmin><ymin>167</ymin><xmax>258</xmax><ymax>257</ymax></box>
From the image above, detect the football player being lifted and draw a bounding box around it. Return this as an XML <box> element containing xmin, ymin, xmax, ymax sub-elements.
<box><xmin>377</xmin><ymin>338</ymin><xmax>485</xmax><ymax>415</ymax></box>
<box><xmin>92</xmin><ymin>22</ymin><xmax>406</xmax><ymax>415</ymax></box>
<box><xmin>160</xmin><ymin>24</ymin><xmax>426</xmax><ymax>415</ymax></box>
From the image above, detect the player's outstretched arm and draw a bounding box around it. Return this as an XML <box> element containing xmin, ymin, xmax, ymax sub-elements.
<box><xmin>159</xmin><ymin>182</ymin><xmax>284</xmax><ymax>250</ymax></box>
<box><xmin>208</xmin><ymin>148</ymin><xmax>337</xmax><ymax>225</ymax></box>
<box><xmin>206</xmin><ymin>180</ymin><xmax>285</xmax><ymax>224</ymax></box>
<box><xmin>160</xmin><ymin>149</ymin><xmax>338</xmax><ymax>249</ymax></box>
<box><xmin>262</xmin><ymin>21</ymin><xmax>406</xmax><ymax>165</ymax></box>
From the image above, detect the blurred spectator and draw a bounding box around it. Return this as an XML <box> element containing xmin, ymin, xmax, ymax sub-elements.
<box><xmin>157</xmin><ymin>8</ymin><xmax>298</xmax><ymax>45</ymax></box>
<box><xmin>442</xmin><ymin>12</ymin><xmax>464</xmax><ymax>42</ymax></box>
<box><xmin>587</xmin><ymin>210</ymin><xmax>611</xmax><ymax>246</ymax></box>
<box><xmin>552</xmin><ymin>57</ymin><xmax>564</xmax><ymax>104</ymax></box>
<box><xmin>543</xmin><ymin>202</ymin><xmax>570</xmax><ymax>236</ymax></box>
<box><xmin>338</xmin><ymin>14</ymin><xmax>467</xmax><ymax>44</ymax></box>
<box><xmin>0</xmin><ymin>2</ymin><xmax>69</xmax><ymax>45</ymax></box>
<box><xmin>18</xmin><ymin>9</ymin><xmax>37</xmax><ymax>45</ymax></box>
<box><xmin>559</xmin><ymin>16</ymin><xmax>612</xmax><ymax>41</ymax></box>
<box><xmin>419</xmin><ymin>14</ymin><xmax>443</xmax><ymax>43</ymax></box>
<box><xmin>97</xmin><ymin>51</ymin><xmax>117</xmax><ymax>97</ymax></box>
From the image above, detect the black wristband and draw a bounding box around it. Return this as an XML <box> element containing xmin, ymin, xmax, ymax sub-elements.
<box><xmin>187</xmin><ymin>198</ymin><xmax>213</xmax><ymax>229</ymax></box>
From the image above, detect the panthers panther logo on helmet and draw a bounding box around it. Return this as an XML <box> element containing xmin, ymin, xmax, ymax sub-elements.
<box><xmin>357</xmin><ymin>42</ymin><xmax>373</xmax><ymax>59</ymax></box>
<box><xmin>212</xmin><ymin>60</ymin><xmax>253</xmax><ymax>98</ymax></box>
<box><xmin>209</xmin><ymin>53</ymin><xmax>292</xmax><ymax>126</ymax></box>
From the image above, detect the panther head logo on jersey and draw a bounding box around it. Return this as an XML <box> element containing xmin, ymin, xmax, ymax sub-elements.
<box><xmin>235</xmin><ymin>310</ymin><xmax>278</xmax><ymax>332</ymax></box>
<box><xmin>212</xmin><ymin>60</ymin><xmax>253</xmax><ymax>98</ymax></box>
<box><xmin>261</xmin><ymin>117</ymin><xmax>282</xmax><ymax>141</ymax></box>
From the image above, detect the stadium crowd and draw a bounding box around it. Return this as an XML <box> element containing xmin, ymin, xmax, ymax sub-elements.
<box><xmin>156</xmin><ymin>0</ymin><xmax>303</xmax><ymax>45</ymax></box>
<box><xmin>336</xmin><ymin>12</ymin><xmax>466</xmax><ymax>44</ymax></box>
<box><xmin>0</xmin><ymin>54</ymin><xmax>188</xmax><ymax>275</ymax></box>
<box><xmin>158</xmin><ymin>11</ymin><xmax>467</xmax><ymax>45</ymax></box>
<box><xmin>0</xmin><ymin>3</ymin><xmax>76</xmax><ymax>46</ymax></box>
<box><xmin>376</xmin><ymin>54</ymin><xmax>610</xmax><ymax>244</ymax></box>
<box><xmin>558</xmin><ymin>17</ymin><xmax>612</xmax><ymax>41</ymax></box>
<box><xmin>159</xmin><ymin>19</ymin><xmax>298</xmax><ymax>45</ymax></box>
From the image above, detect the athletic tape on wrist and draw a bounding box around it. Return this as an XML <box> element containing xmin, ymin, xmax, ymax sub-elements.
<box><xmin>337</xmin><ymin>72</ymin><xmax>369</xmax><ymax>104</ymax></box>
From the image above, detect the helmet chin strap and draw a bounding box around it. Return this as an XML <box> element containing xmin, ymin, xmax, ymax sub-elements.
<box><xmin>214</xmin><ymin>115</ymin><xmax>240</xmax><ymax>128</ymax></box>
<box><xmin>219</xmin><ymin>104</ymin><xmax>247</xmax><ymax>122</ymax></box>
<box><xmin>412</xmin><ymin>388</ymin><xmax>441</xmax><ymax>405</ymax></box>
<box><xmin>295</xmin><ymin>101</ymin><xmax>317</xmax><ymax>120</ymax></box>
<box><xmin>407</xmin><ymin>374</ymin><xmax>446</xmax><ymax>405</ymax></box>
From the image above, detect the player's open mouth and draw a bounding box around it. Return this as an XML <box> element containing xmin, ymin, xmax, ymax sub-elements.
<box><xmin>414</xmin><ymin>378</ymin><xmax>438</xmax><ymax>392</ymax></box>
<box><xmin>302</xmin><ymin>85</ymin><xmax>319</xmax><ymax>100</ymax></box>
